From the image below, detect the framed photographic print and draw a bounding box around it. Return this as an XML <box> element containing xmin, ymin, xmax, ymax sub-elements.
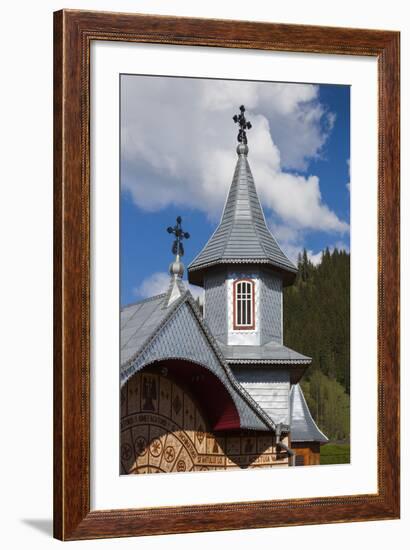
<box><xmin>54</xmin><ymin>9</ymin><xmax>400</xmax><ymax>540</ymax></box>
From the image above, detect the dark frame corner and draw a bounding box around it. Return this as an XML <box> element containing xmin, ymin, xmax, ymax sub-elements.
<box><xmin>54</xmin><ymin>9</ymin><xmax>400</xmax><ymax>540</ymax></box>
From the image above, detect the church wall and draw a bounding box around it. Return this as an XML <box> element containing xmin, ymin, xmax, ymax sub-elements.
<box><xmin>260</xmin><ymin>270</ymin><xmax>283</xmax><ymax>345</ymax></box>
<box><xmin>233</xmin><ymin>368</ymin><xmax>290</xmax><ymax>425</ymax></box>
<box><xmin>203</xmin><ymin>268</ymin><xmax>228</xmax><ymax>343</ymax></box>
<box><xmin>204</xmin><ymin>266</ymin><xmax>283</xmax><ymax>347</ymax></box>
<box><xmin>121</xmin><ymin>371</ymin><xmax>290</xmax><ymax>474</ymax></box>
<box><xmin>290</xmin><ymin>441</ymin><xmax>321</xmax><ymax>466</ymax></box>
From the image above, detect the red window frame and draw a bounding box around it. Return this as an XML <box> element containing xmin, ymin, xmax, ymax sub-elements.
<box><xmin>233</xmin><ymin>278</ymin><xmax>255</xmax><ymax>330</ymax></box>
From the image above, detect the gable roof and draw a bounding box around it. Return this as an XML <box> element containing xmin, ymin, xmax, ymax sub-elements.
<box><xmin>289</xmin><ymin>384</ymin><xmax>328</xmax><ymax>443</ymax></box>
<box><xmin>120</xmin><ymin>287</ymin><xmax>278</xmax><ymax>432</ymax></box>
<box><xmin>188</xmin><ymin>146</ymin><xmax>297</xmax><ymax>286</ymax></box>
<box><xmin>121</xmin><ymin>293</ymin><xmax>169</xmax><ymax>365</ymax></box>
<box><xmin>121</xmin><ymin>274</ymin><xmax>189</xmax><ymax>365</ymax></box>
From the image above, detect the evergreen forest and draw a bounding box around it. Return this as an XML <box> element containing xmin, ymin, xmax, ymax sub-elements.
<box><xmin>283</xmin><ymin>248</ymin><xmax>350</xmax><ymax>442</ymax></box>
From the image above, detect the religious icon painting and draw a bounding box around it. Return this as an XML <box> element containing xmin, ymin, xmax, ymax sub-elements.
<box><xmin>119</xmin><ymin>74</ymin><xmax>351</xmax><ymax>475</ymax></box>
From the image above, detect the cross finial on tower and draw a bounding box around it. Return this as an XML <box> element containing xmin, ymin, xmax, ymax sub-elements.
<box><xmin>233</xmin><ymin>105</ymin><xmax>252</xmax><ymax>144</ymax></box>
<box><xmin>166</xmin><ymin>216</ymin><xmax>190</xmax><ymax>280</ymax></box>
<box><xmin>167</xmin><ymin>216</ymin><xmax>190</xmax><ymax>259</ymax></box>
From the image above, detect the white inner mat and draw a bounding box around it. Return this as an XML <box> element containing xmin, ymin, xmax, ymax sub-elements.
<box><xmin>90</xmin><ymin>41</ymin><xmax>378</xmax><ymax>511</ymax></box>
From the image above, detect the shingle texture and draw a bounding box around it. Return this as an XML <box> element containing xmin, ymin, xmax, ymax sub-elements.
<box><xmin>120</xmin><ymin>289</ymin><xmax>276</xmax><ymax>431</ymax></box>
<box><xmin>217</xmin><ymin>340</ymin><xmax>311</xmax><ymax>364</ymax></box>
<box><xmin>235</xmin><ymin>369</ymin><xmax>290</xmax><ymax>425</ymax></box>
<box><xmin>121</xmin><ymin>293</ymin><xmax>170</xmax><ymax>366</ymax></box>
<box><xmin>203</xmin><ymin>269</ymin><xmax>228</xmax><ymax>342</ymax></box>
<box><xmin>188</xmin><ymin>150</ymin><xmax>296</xmax><ymax>286</ymax></box>
<box><xmin>289</xmin><ymin>384</ymin><xmax>328</xmax><ymax>443</ymax></box>
<box><xmin>260</xmin><ymin>271</ymin><xmax>282</xmax><ymax>345</ymax></box>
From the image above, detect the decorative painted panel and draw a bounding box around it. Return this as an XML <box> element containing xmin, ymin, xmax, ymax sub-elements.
<box><xmin>121</xmin><ymin>372</ymin><xmax>289</xmax><ymax>474</ymax></box>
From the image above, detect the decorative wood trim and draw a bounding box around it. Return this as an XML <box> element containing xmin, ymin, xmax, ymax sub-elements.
<box><xmin>54</xmin><ymin>9</ymin><xmax>400</xmax><ymax>540</ymax></box>
<box><xmin>233</xmin><ymin>278</ymin><xmax>256</xmax><ymax>330</ymax></box>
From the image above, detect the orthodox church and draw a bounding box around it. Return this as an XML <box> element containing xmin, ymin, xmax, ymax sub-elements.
<box><xmin>120</xmin><ymin>106</ymin><xmax>327</xmax><ymax>475</ymax></box>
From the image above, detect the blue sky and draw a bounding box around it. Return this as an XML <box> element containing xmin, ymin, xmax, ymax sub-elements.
<box><xmin>120</xmin><ymin>75</ymin><xmax>350</xmax><ymax>306</ymax></box>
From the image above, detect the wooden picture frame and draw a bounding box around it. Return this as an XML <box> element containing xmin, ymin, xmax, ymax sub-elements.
<box><xmin>54</xmin><ymin>9</ymin><xmax>400</xmax><ymax>540</ymax></box>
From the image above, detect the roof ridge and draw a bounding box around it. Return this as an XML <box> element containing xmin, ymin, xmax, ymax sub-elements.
<box><xmin>243</xmin><ymin>155</ymin><xmax>297</xmax><ymax>271</ymax></box>
<box><xmin>243</xmin><ymin>155</ymin><xmax>271</xmax><ymax>260</ymax></box>
<box><xmin>187</xmin><ymin>161</ymin><xmax>235</xmax><ymax>271</ymax></box>
<box><xmin>162</xmin><ymin>275</ymin><xmax>187</xmax><ymax>309</ymax></box>
<box><xmin>220</xmin><ymin>156</ymin><xmax>242</xmax><ymax>259</ymax></box>
<box><xmin>121</xmin><ymin>292</ymin><xmax>167</xmax><ymax>311</ymax></box>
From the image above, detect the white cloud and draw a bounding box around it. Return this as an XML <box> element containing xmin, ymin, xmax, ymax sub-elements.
<box><xmin>307</xmin><ymin>241</ymin><xmax>350</xmax><ymax>265</ymax></box>
<box><xmin>269</xmin><ymin>222</ymin><xmax>300</xmax><ymax>245</ymax></box>
<box><xmin>121</xmin><ymin>75</ymin><xmax>348</xmax><ymax>234</ymax></box>
<box><xmin>134</xmin><ymin>272</ymin><xmax>169</xmax><ymax>298</ymax></box>
<box><xmin>268</xmin><ymin>221</ymin><xmax>314</xmax><ymax>265</ymax></box>
<box><xmin>268</xmin><ymin>221</ymin><xmax>348</xmax><ymax>267</ymax></box>
<box><xmin>134</xmin><ymin>272</ymin><xmax>204</xmax><ymax>303</ymax></box>
<box><xmin>257</xmin><ymin>170</ymin><xmax>348</xmax><ymax>233</ymax></box>
<box><xmin>308</xmin><ymin>250</ymin><xmax>323</xmax><ymax>266</ymax></box>
<box><xmin>333</xmin><ymin>241</ymin><xmax>350</xmax><ymax>253</ymax></box>
<box><xmin>272</xmin><ymin>240</ymin><xmax>322</xmax><ymax>267</ymax></box>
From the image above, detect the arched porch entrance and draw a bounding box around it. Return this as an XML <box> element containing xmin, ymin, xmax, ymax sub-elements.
<box><xmin>120</xmin><ymin>359</ymin><xmax>289</xmax><ymax>474</ymax></box>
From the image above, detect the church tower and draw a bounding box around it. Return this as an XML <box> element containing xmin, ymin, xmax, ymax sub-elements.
<box><xmin>188</xmin><ymin>107</ymin><xmax>328</xmax><ymax>461</ymax></box>
<box><xmin>188</xmin><ymin>105</ymin><xmax>297</xmax><ymax>349</ymax></box>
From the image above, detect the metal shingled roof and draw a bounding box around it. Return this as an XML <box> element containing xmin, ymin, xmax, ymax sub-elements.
<box><xmin>120</xmin><ymin>288</ymin><xmax>277</xmax><ymax>432</ymax></box>
<box><xmin>188</xmin><ymin>148</ymin><xmax>297</xmax><ymax>286</ymax></box>
<box><xmin>121</xmin><ymin>275</ymin><xmax>192</xmax><ymax>365</ymax></box>
<box><xmin>289</xmin><ymin>384</ymin><xmax>328</xmax><ymax>443</ymax></box>
<box><xmin>217</xmin><ymin>340</ymin><xmax>312</xmax><ymax>364</ymax></box>
<box><xmin>121</xmin><ymin>293</ymin><xmax>171</xmax><ymax>366</ymax></box>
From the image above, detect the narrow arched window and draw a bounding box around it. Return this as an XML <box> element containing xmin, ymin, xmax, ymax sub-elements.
<box><xmin>233</xmin><ymin>279</ymin><xmax>255</xmax><ymax>330</ymax></box>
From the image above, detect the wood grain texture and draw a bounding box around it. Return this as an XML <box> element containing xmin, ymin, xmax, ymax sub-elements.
<box><xmin>53</xmin><ymin>9</ymin><xmax>400</xmax><ymax>541</ymax></box>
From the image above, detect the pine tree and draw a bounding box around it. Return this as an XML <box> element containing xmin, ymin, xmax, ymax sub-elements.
<box><xmin>284</xmin><ymin>248</ymin><xmax>350</xmax><ymax>441</ymax></box>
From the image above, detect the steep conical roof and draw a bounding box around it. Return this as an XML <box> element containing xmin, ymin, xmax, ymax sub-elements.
<box><xmin>188</xmin><ymin>143</ymin><xmax>297</xmax><ymax>286</ymax></box>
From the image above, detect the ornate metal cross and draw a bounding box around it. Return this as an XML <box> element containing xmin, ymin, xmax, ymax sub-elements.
<box><xmin>233</xmin><ymin>105</ymin><xmax>252</xmax><ymax>144</ymax></box>
<box><xmin>166</xmin><ymin>216</ymin><xmax>190</xmax><ymax>257</ymax></box>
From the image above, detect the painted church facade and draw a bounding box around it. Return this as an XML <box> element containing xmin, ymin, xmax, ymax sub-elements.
<box><xmin>120</xmin><ymin>107</ymin><xmax>327</xmax><ymax>474</ymax></box>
